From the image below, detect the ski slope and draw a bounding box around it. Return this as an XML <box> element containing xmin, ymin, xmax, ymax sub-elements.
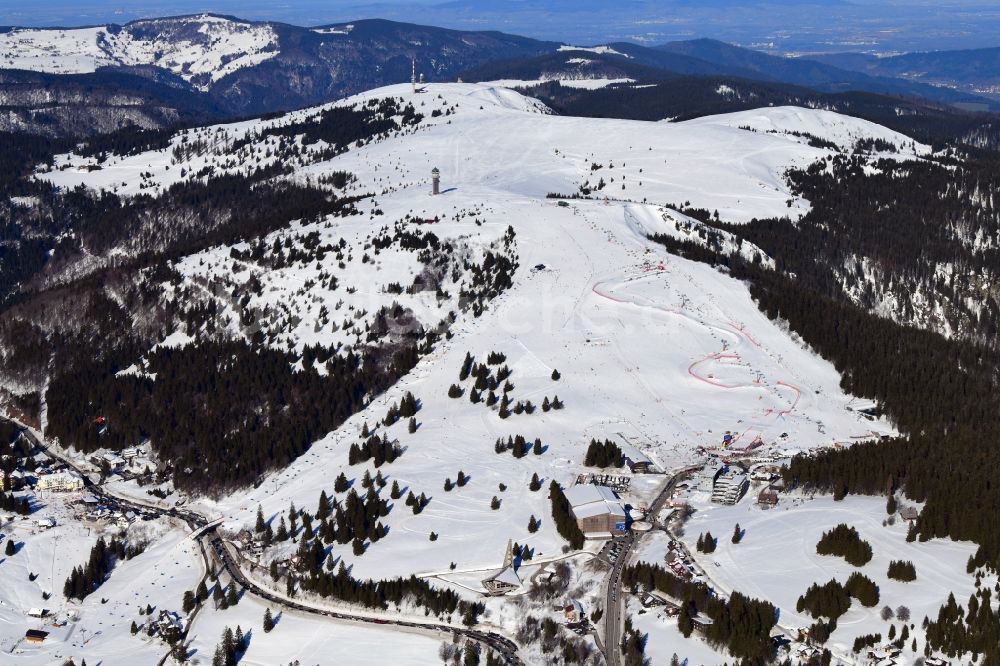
<box><xmin>0</xmin><ymin>497</ymin><xmax>204</xmax><ymax>665</ymax></box>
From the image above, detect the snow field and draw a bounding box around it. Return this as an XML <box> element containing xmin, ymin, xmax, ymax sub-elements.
<box><xmin>42</xmin><ymin>83</ymin><xmax>926</xmax><ymax>223</ymax></box>
<box><xmin>672</xmin><ymin>494</ymin><xmax>984</xmax><ymax>663</ymax></box>
<box><xmin>184</xmin><ymin>590</ymin><xmax>445</xmax><ymax>666</ymax></box>
<box><xmin>0</xmin><ymin>499</ymin><xmax>204</xmax><ymax>665</ymax></box>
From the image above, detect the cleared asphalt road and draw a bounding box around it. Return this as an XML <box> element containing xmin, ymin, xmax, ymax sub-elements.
<box><xmin>602</xmin><ymin>472</ymin><xmax>682</xmax><ymax>666</ymax></box>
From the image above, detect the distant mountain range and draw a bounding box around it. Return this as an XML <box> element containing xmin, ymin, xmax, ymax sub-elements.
<box><xmin>0</xmin><ymin>15</ymin><xmax>556</xmax><ymax>134</ymax></box>
<box><xmin>810</xmin><ymin>47</ymin><xmax>1000</xmax><ymax>105</ymax></box>
<box><xmin>0</xmin><ymin>14</ymin><xmax>996</xmax><ymax>137</ymax></box>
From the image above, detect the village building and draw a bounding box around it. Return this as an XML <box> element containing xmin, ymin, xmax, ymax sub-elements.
<box><xmin>711</xmin><ymin>469</ymin><xmax>749</xmax><ymax>505</ymax></box>
<box><xmin>117</xmin><ymin>515</ymin><xmax>132</xmax><ymax>530</ymax></box>
<box><xmin>35</xmin><ymin>470</ymin><xmax>84</xmax><ymax>492</ymax></box>
<box><xmin>482</xmin><ymin>540</ymin><xmax>521</xmax><ymax>596</ymax></box>
<box><xmin>121</xmin><ymin>446</ymin><xmax>145</xmax><ymax>462</ymax></box>
<box><xmin>640</xmin><ymin>591</ymin><xmax>665</xmax><ymax>608</ymax></box>
<box><xmin>563</xmin><ymin>599</ymin><xmax>585</xmax><ymax>623</ymax></box>
<box><xmin>617</xmin><ymin>441</ymin><xmax>654</xmax><ymax>473</ymax></box>
<box><xmin>698</xmin><ymin>459</ymin><xmax>725</xmax><ymax>491</ymax></box>
<box><xmin>101</xmin><ymin>452</ymin><xmax>126</xmax><ymax>470</ymax></box>
<box><xmin>757</xmin><ymin>489</ymin><xmax>779</xmax><ymax>507</ymax></box>
<box><xmin>564</xmin><ymin>484</ymin><xmax>628</xmax><ymax>536</ymax></box>
<box><xmin>750</xmin><ymin>465</ymin><xmax>779</xmax><ymax>483</ymax></box>
<box><xmin>24</xmin><ymin>629</ymin><xmax>48</xmax><ymax>643</ymax></box>
<box><xmin>691</xmin><ymin>613</ymin><xmax>714</xmax><ymax>636</ymax></box>
<box><xmin>897</xmin><ymin>506</ymin><xmax>919</xmax><ymax>522</ymax></box>
<box><xmin>0</xmin><ymin>470</ymin><xmax>24</xmax><ymax>491</ymax></box>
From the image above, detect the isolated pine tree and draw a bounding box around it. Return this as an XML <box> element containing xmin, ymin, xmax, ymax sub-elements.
<box><xmin>225</xmin><ymin>582</ymin><xmax>238</xmax><ymax>607</ymax></box>
<box><xmin>263</xmin><ymin>607</ymin><xmax>275</xmax><ymax>633</ymax></box>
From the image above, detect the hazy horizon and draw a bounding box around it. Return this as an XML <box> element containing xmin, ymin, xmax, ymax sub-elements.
<box><xmin>4</xmin><ymin>0</ymin><xmax>1000</xmax><ymax>54</ymax></box>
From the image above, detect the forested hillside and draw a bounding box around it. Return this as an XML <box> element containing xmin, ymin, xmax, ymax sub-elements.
<box><xmin>0</xmin><ymin>90</ymin><xmax>527</xmax><ymax>494</ymax></box>
<box><xmin>523</xmin><ymin>78</ymin><xmax>1000</xmax><ymax>151</ymax></box>
<box><xmin>650</xmin><ymin>147</ymin><xmax>1000</xmax><ymax>661</ymax></box>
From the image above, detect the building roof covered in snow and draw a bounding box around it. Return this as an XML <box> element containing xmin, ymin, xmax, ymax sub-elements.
<box><xmin>564</xmin><ymin>484</ymin><xmax>618</xmax><ymax>507</ymax></box>
<box><xmin>573</xmin><ymin>500</ymin><xmax>627</xmax><ymax>519</ymax></box>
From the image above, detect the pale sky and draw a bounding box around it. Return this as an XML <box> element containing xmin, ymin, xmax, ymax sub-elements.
<box><xmin>2</xmin><ymin>0</ymin><xmax>999</xmax><ymax>52</ymax></box>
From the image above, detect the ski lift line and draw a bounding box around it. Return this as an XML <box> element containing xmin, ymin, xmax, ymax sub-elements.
<box><xmin>774</xmin><ymin>380</ymin><xmax>802</xmax><ymax>418</ymax></box>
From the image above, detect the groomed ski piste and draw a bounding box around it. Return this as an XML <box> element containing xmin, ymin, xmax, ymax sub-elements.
<box><xmin>12</xmin><ymin>82</ymin><xmax>978</xmax><ymax>665</ymax></box>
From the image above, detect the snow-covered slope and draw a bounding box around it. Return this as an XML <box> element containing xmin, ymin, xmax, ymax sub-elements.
<box><xmin>17</xmin><ymin>84</ymin><xmax>942</xmax><ymax>663</ymax></box>
<box><xmin>43</xmin><ymin>83</ymin><xmax>926</xmax><ymax>223</ymax></box>
<box><xmin>684</xmin><ymin>105</ymin><xmax>932</xmax><ymax>155</ymax></box>
<box><xmin>63</xmin><ymin>83</ymin><xmax>904</xmax><ymax>576</ymax></box>
<box><xmin>485</xmin><ymin>77</ymin><xmax>635</xmax><ymax>90</ymax></box>
<box><xmin>0</xmin><ymin>15</ymin><xmax>278</xmax><ymax>90</ymax></box>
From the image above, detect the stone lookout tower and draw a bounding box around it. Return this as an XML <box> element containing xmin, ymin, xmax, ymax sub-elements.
<box><xmin>431</xmin><ymin>167</ymin><xmax>440</xmax><ymax>195</ymax></box>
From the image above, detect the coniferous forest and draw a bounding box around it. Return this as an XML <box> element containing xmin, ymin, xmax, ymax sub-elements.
<box><xmin>624</xmin><ymin>561</ymin><xmax>777</xmax><ymax>664</ymax></box>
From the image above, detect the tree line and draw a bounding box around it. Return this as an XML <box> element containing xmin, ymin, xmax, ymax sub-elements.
<box><xmin>623</xmin><ymin>561</ymin><xmax>777</xmax><ymax>664</ymax></box>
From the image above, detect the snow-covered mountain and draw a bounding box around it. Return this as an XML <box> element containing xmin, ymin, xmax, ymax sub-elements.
<box><xmin>2</xmin><ymin>14</ymin><xmax>996</xmax><ymax>139</ymax></box>
<box><xmin>0</xmin><ymin>15</ymin><xmax>557</xmax><ymax>125</ymax></box>
<box><xmin>0</xmin><ymin>15</ymin><xmax>279</xmax><ymax>89</ymax></box>
<box><xmin>3</xmin><ymin>79</ymin><xmax>994</xmax><ymax>665</ymax></box>
<box><xmin>30</xmin><ymin>81</ymin><xmax>913</xmax><ymax>522</ymax></box>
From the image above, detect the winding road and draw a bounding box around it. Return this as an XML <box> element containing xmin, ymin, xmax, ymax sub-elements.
<box><xmin>5</xmin><ymin>417</ymin><xmax>526</xmax><ymax>665</ymax></box>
